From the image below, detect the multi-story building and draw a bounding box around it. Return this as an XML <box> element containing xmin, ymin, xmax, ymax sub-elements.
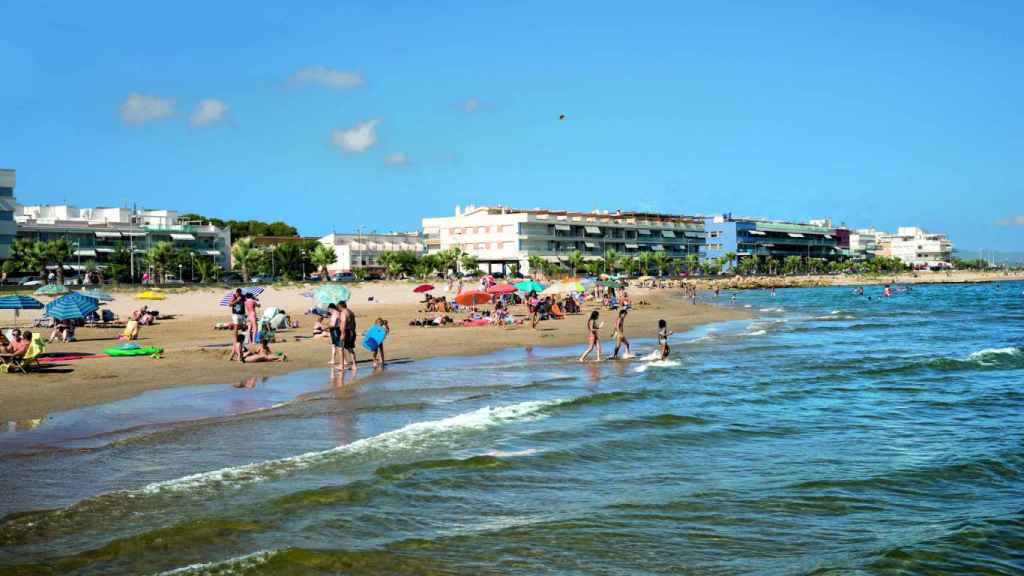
<box><xmin>877</xmin><ymin>226</ymin><xmax>953</xmax><ymax>269</ymax></box>
<box><xmin>701</xmin><ymin>214</ymin><xmax>839</xmax><ymax>267</ymax></box>
<box><xmin>422</xmin><ymin>205</ymin><xmax>706</xmax><ymax>275</ymax></box>
<box><xmin>14</xmin><ymin>204</ymin><xmax>231</xmax><ymax>271</ymax></box>
<box><xmin>847</xmin><ymin>228</ymin><xmax>883</xmax><ymax>260</ymax></box>
<box><xmin>317</xmin><ymin>232</ymin><xmax>426</xmax><ymax>275</ymax></box>
<box><xmin>0</xmin><ymin>170</ymin><xmax>16</xmax><ymax>259</ymax></box>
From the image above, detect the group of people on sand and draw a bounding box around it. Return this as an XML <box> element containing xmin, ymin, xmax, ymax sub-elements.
<box><xmin>322</xmin><ymin>301</ymin><xmax>390</xmax><ymax>375</ymax></box>
<box><xmin>578</xmin><ymin>308</ymin><xmax>671</xmax><ymax>363</ymax></box>
<box><xmin>0</xmin><ymin>328</ymin><xmax>34</xmax><ymax>360</ymax></box>
<box><xmin>227</xmin><ymin>289</ymin><xmax>287</xmax><ymax>364</ymax></box>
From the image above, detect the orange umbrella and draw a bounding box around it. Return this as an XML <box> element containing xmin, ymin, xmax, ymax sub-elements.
<box><xmin>486</xmin><ymin>284</ymin><xmax>517</xmax><ymax>294</ymax></box>
<box><xmin>455</xmin><ymin>291</ymin><xmax>491</xmax><ymax>306</ymax></box>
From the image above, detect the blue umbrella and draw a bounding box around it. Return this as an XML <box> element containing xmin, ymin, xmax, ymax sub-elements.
<box><xmin>0</xmin><ymin>295</ymin><xmax>44</xmax><ymax>322</ymax></box>
<box><xmin>45</xmin><ymin>292</ymin><xmax>100</xmax><ymax>321</ymax></box>
<box><xmin>218</xmin><ymin>286</ymin><xmax>265</xmax><ymax>306</ymax></box>
<box><xmin>312</xmin><ymin>284</ymin><xmax>350</xmax><ymax>305</ymax></box>
<box><xmin>80</xmin><ymin>289</ymin><xmax>114</xmax><ymax>302</ymax></box>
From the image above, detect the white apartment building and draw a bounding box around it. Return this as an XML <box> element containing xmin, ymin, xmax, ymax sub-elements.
<box><xmin>318</xmin><ymin>232</ymin><xmax>425</xmax><ymax>274</ymax></box>
<box><xmin>847</xmin><ymin>228</ymin><xmax>883</xmax><ymax>259</ymax></box>
<box><xmin>879</xmin><ymin>226</ymin><xmax>953</xmax><ymax>268</ymax></box>
<box><xmin>14</xmin><ymin>204</ymin><xmax>231</xmax><ymax>270</ymax></box>
<box><xmin>422</xmin><ymin>205</ymin><xmax>705</xmax><ymax>275</ymax></box>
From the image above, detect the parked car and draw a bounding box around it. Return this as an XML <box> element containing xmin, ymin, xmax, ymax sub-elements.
<box><xmin>163</xmin><ymin>274</ymin><xmax>185</xmax><ymax>285</ymax></box>
<box><xmin>331</xmin><ymin>272</ymin><xmax>357</xmax><ymax>282</ymax></box>
<box><xmin>250</xmin><ymin>274</ymin><xmax>278</xmax><ymax>284</ymax></box>
<box><xmin>220</xmin><ymin>272</ymin><xmax>244</xmax><ymax>284</ymax></box>
<box><xmin>18</xmin><ymin>278</ymin><xmax>42</xmax><ymax>287</ymax></box>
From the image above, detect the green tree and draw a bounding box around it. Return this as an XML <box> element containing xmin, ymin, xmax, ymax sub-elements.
<box><xmin>460</xmin><ymin>253</ymin><xmax>480</xmax><ymax>274</ymax></box>
<box><xmin>783</xmin><ymin>255</ymin><xmax>802</xmax><ymax>275</ymax></box>
<box><xmin>420</xmin><ymin>254</ymin><xmax>440</xmax><ymax>277</ymax></box>
<box><xmin>146</xmin><ymin>241</ymin><xmax>176</xmax><ymax>283</ymax></box>
<box><xmin>310</xmin><ymin>244</ymin><xmax>337</xmax><ymax>279</ymax></box>
<box><xmin>685</xmin><ymin>254</ymin><xmax>700</xmax><ymax>273</ymax></box>
<box><xmin>724</xmin><ymin>252</ymin><xmax>737</xmax><ymax>273</ymax></box>
<box><xmin>651</xmin><ymin>252</ymin><xmax>670</xmax><ymax>277</ymax></box>
<box><xmin>566</xmin><ymin>250</ymin><xmax>584</xmax><ymax>277</ymax></box>
<box><xmin>413</xmin><ymin>262</ymin><xmax>433</xmax><ymax>279</ymax></box>
<box><xmin>194</xmin><ymin>258</ymin><xmax>222</xmax><ymax>283</ymax></box>
<box><xmin>603</xmin><ymin>249</ymin><xmax>620</xmax><ymax>275</ymax></box>
<box><xmin>620</xmin><ymin>256</ymin><xmax>637</xmax><ymax>277</ymax></box>
<box><xmin>272</xmin><ymin>243</ymin><xmax>303</xmax><ymax>280</ymax></box>
<box><xmin>527</xmin><ymin>255</ymin><xmax>545</xmax><ymax>277</ymax></box>
<box><xmin>8</xmin><ymin>239</ymin><xmax>47</xmax><ymax>279</ymax></box>
<box><xmin>45</xmin><ymin>239</ymin><xmax>74</xmax><ymax>283</ymax></box>
<box><xmin>508</xmin><ymin>262</ymin><xmax>520</xmax><ymax>277</ymax></box>
<box><xmin>636</xmin><ymin>252</ymin><xmax>652</xmax><ymax>276</ymax></box>
<box><xmin>231</xmin><ymin>238</ymin><xmax>263</xmax><ymax>282</ymax></box>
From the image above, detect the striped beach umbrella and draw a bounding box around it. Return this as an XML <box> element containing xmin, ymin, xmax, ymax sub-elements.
<box><xmin>312</xmin><ymin>284</ymin><xmax>350</xmax><ymax>305</ymax></box>
<box><xmin>34</xmin><ymin>284</ymin><xmax>69</xmax><ymax>297</ymax></box>
<box><xmin>0</xmin><ymin>295</ymin><xmax>44</xmax><ymax>323</ymax></box>
<box><xmin>80</xmin><ymin>289</ymin><xmax>114</xmax><ymax>302</ymax></box>
<box><xmin>218</xmin><ymin>286</ymin><xmax>265</xmax><ymax>306</ymax></box>
<box><xmin>45</xmin><ymin>292</ymin><xmax>100</xmax><ymax>321</ymax></box>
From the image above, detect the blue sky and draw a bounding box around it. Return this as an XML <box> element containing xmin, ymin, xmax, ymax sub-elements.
<box><xmin>1</xmin><ymin>1</ymin><xmax>1021</xmax><ymax>249</ymax></box>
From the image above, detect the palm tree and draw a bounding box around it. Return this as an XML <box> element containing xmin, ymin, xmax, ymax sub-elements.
<box><xmin>309</xmin><ymin>244</ymin><xmax>337</xmax><ymax>279</ymax></box>
<box><xmin>436</xmin><ymin>247</ymin><xmax>462</xmax><ymax>277</ymax></box>
<box><xmin>194</xmin><ymin>258</ymin><xmax>221</xmax><ymax>283</ymax></box>
<box><xmin>620</xmin><ymin>256</ymin><xmax>636</xmax><ymax>277</ymax></box>
<box><xmin>527</xmin><ymin>255</ymin><xmax>545</xmax><ymax>277</ymax></box>
<box><xmin>508</xmin><ymin>262</ymin><xmax>520</xmax><ymax>278</ymax></box>
<box><xmin>783</xmin><ymin>255</ymin><xmax>802</xmax><ymax>275</ymax></box>
<box><xmin>46</xmin><ymin>239</ymin><xmax>74</xmax><ymax>283</ymax></box>
<box><xmin>145</xmin><ymin>241</ymin><xmax>176</xmax><ymax>284</ymax></box>
<box><xmin>231</xmin><ymin>238</ymin><xmax>264</xmax><ymax>282</ymax></box>
<box><xmin>413</xmin><ymin>262</ymin><xmax>433</xmax><ymax>279</ymax></box>
<box><xmin>273</xmin><ymin>243</ymin><xmax>302</xmax><ymax>280</ymax></box>
<box><xmin>685</xmin><ymin>254</ymin><xmax>700</xmax><ymax>274</ymax></box>
<box><xmin>724</xmin><ymin>252</ymin><xmax>737</xmax><ymax>273</ymax></box>
<box><xmin>603</xmin><ymin>249</ymin><xmax>620</xmax><ymax>275</ymax></box>
<box><xmin>636</xmin><ymin>252</ymin><xmax>652</xmax><ymax>276</ymax></box>
<box><xmin>460</xmin><ymin>253</ymin><xmax>479</xmax><ymax>275</ymax></box>
<box><xmin>651</xmin><ymin>252</ymin><xmax>670</xmax><ymax>277</ymax></box>
<box><xmin>566</xmin><ymin>250</ymin><xmax>585</xmax><ymax>278</ymax></box>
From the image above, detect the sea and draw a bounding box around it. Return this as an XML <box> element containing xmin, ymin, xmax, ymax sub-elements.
<box><xmin>1</xmin><ymin>282</ymin><xmax>1022</xmax><ymax>575</ymax></box>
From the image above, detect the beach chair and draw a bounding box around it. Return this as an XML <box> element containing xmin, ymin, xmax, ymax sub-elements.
<box><xmin>3</xmin><ymin>334</ymin><xmax>46</xmax><ymax>374</ymax></box>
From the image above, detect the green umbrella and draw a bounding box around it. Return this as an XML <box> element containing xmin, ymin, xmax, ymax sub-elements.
<box><xmin>514</xmin><ymin>280</ymin><xmax>546</xmax><ymax>293</ymax></box>
<box><xmin>313</xmin><ymin>284</ymin><xmax>351</xmax><ymax>304</ymax></box>
<box><xmin>35</xmin><ymin>284</ymin><xmax>69</xmax><ymax>296</ymax></box>
<box><xmin>600</xmin><ymin>279</ymin><xmax>622</xmax><ymax>289</ymax></box>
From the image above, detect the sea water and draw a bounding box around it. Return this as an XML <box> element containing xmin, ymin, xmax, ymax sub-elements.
<box><xmin>1</xmin><ymin>282</ymin><xmax>1023</xmax><ymax>575</ymax></box>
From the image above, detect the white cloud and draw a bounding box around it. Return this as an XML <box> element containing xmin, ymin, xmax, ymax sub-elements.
<box><xmin>384</xmin><ymin>153</ymin><xmax>409</xmax><ymax>166</ymax></box>
<box><xmin>290</xmin><ymin>66</ymin><xmax>364</xmax><ymax>90</ymax></box>
<box><xmin>120</xmin><ymin>92</ymin><xmax>174</xmax><ymax>124</ymax></box>
<box><xmin>190</xmin><ymin>98</ymin><xmax>229</xmax><ymax>127</ymax></box>
<box><xmin>331</xmin><ymin>119</ymin><xmax>380</xmax><ymax>153</ymax></box>
<box><xmin>995</xmin><ymin>215</ymin><xmax>1024</xmax><ymax>227</ymax></box>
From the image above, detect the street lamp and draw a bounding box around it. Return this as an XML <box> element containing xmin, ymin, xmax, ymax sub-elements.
<box><xmin>178</xmin><ymin>263</ymin><xmax>183</xmax><ymax>283</ymax></box>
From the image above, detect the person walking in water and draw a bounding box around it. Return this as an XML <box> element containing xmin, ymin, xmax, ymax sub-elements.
<box><xmin>611</xmin><ymin>308</ymin><xmax>631</xmax><ymax>359</ymax></box>
<box><xmin>578</xmin><ymin>310</ymin><xmax>603</xmax><ymax>362</ymax></box>
<box><xmin>657</xmin><ymin>319</ymin><xmax>672</xmax><ymax>360</ymax></box>
<box><xmin>326</xmin><ymin>303</ymin><xmax>341</xmax><ymax>365</ymax></box>
<box><xmin>338</xmin><ymin>300</ymin><xmax>357</xmax><ymax>377</ymax></box>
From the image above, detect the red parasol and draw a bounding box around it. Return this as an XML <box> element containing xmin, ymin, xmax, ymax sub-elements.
<box><xmin>413</xmin><ymin>284</ymin><xmax>435</xmax><ymax>293</ymax></box>
<box><xmin>455</xmin><ymin>291</ymin><xmax>491</xmax><ymax>306</ymax></box>
<box><xmin>486</xmin><ymin>284</ymin><xmax>517</xmax><ymax>294</ymax></box>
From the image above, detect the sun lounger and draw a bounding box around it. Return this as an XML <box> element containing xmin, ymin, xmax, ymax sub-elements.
<box><xmin>1</xmin><ymin>334</ymin><xmax>46</xmax><ymax>374</ymax></box>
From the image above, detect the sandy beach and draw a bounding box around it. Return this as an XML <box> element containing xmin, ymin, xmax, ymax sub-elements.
<box><xmin>0</xmin><ymin>282</ymin><xmax>750</xmax><ymax>421</ymax></box>
<box><xmin>1</xmin><ymin>270</ymin><xmax>1019</xmax><ymax>422</ymax></box>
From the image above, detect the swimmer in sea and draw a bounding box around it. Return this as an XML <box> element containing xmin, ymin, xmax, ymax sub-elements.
<box><xmin>657</xmin><ymin>319</ymin><xmax>672</xmax><ymax>360</ymax></box>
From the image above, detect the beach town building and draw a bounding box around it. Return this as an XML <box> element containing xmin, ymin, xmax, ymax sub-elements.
<box><xmin>876</xmin><ymin>227</ymin><xmax>953</xmax><ymax>269</ymax></box>
<box><xmin>0</xmin><ymin>170</ymin><xmax>17</xmax><ymax>259</ymax></box>
<box><xmin>13</xmin><ymin>204</ymin><xmax>231</xmax><ymax>272</ymax></box>
<box><xmin>317</xmin><ymin>232</ymin><xmax>426</xmax><ymax>275</ymax></box>
<box><xmin>847</xmin><ymin>228</ymin><xmax>884</xmax><ymax>260</ymax></box>
<box><xmin>701</xmin><ymin>214</ymin><xmax>840</xmax><ymax>268</ymax></box>
<box><xmin>421</xmin><ymin>205</ymin><xmax>706</xmax><ymax>275</ymax></box>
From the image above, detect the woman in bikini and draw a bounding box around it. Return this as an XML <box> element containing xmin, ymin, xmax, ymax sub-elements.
<box><xmin>578</xmin><ymin>310</ymin><xmax>602</xmax><ymax>362</ymax></box>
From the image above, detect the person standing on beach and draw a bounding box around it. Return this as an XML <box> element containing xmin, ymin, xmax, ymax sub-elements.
<box><xmin>326</xmin><ymin>303</ymin><xmax>341</xmax><ymax>365</ymax></box>
<box><xmin>578</xmin><ymin>310</ymin><xmax>603</xmax><ymax>363</ymax></box>
<box><xmin>244</xmin><ymin>293</ymin><xmax>259</xmax><ymax>345</ymax></box>
<box><xmin>338</xmin><ymin>300</ymin><xmax>357</xmax><ymax>377</ymax></box>
<box><xmin>611</xmin><ymin>308</ymin><xmax>631</xmax><ymax>359</ymax></box>
<box><xmin>229</xmin><ymin>289</ymin><xmax>244</xmax><ymax>328</ymax></box>
<box><xmin>372</xmin><ymin>318</ymin><xmax>390</xmax><ymax>369</ymax></box>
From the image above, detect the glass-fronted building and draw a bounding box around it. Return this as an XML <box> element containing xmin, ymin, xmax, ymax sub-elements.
<box><xmin>0</xmin><ymin>170</ymin><xmax>16</xmax><ymax>259</ymax></box>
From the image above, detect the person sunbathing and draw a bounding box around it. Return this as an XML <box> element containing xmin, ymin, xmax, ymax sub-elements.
<box><xmin>243</xmin><ymin>339</ymin><xmax>287</xmax><ymax>362</ymax></box>
<box><xmin>9</xmin><ymin>331</ymin><xmax>32</xmax><ymax>359</ymax></box>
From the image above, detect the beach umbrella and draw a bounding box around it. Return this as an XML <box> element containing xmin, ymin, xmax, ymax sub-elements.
<box><xmin>45</xmin><ymin>292</ymin><xmax>99</xmax><ymax>321</ymax></box>
<box><xmin>218</xmin><ymin>286</ymin><xmax>265</xmax><ymax>306</ymax></box>
<box><xmin>312</xmin><ymin>284</ymin><xmax>350</xmax><ymax>305</ymax></box>
<box><xmin>455</xmin><ymin>290</ymin><xmax>491</xmax><ymax>306</ymax></box>
<box><xmin>413</xmin><ymin>284</ymin><xmax>435</xmax><ymax>293</ymax></box>
<box><xmin>0</xmin><ymin>295</ymin><xmax>44</xmax><ymax>323</ymax></box>
<box><xmin>601</xmin><ymin>279</ymin><xmax>622</xmax><ymax>289</ymax></box>
<box><xmin>34</xmin><ymin>284</ymin><xmax>69</xmax><ymax>296</ymax></box>
<box><xmin>486</xmin><ymin>284</ymin><xmax>518</xmax><ymax>294</ymax></box>
<box><xmin>514</xmin><ymin>280</ymin><xmax>546</xmax><ymax>293</ymax></box>
<box><xmin>80</xmin><ymin>289</ymin><xmax>114</xmax><ymax>302</ymax></box>
<box><xmin>136</xmin><ymin>290</ymin><xmax>166</xmax><ymax>301</ymax></box>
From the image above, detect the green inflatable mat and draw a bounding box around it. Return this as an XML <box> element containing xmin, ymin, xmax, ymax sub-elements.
<box><xmin>104</xmin><ymin>346</ymin><xmax>164</xmax><ymax>357</ymax></box>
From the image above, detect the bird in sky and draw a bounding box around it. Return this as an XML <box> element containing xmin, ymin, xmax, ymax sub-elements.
<box><xmin>559</xmin><ymin>114</ymin><xmax>566</xmax><ymax>121</ymax></box>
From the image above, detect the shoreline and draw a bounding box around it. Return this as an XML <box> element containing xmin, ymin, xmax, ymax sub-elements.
<box><xmin>0</xmin><ymin>290</ymin><xmax>748</xmax><ymax>422</ymax></box>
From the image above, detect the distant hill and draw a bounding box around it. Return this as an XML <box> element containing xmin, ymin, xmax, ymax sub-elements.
<box><xmin>954</xmin><ymin>249</ymin><xmax>1024</xmax><ymax>265</ymax></box>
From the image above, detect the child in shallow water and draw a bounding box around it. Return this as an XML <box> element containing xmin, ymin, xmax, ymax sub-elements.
<box><xmin>657</xmin><ymin>319</ymin><xmax>672</xmax><ymax>360</ymax></box>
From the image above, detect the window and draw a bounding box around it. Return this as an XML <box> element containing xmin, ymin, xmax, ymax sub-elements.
<box><xmin>477</xmin><ymin>243</ymin><xmax>486</xmax><ymax>249</ymax></box>
<box><xmin>452</xmin><ymin>228</ymin><xmax>462</xmax><ymax>235</ymax></box>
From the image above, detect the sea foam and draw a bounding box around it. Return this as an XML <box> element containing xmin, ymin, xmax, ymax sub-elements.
<box><xmin>142</xmin><ymin>399</ymin><xmax>564</xmax><ymax>494</ymax></box>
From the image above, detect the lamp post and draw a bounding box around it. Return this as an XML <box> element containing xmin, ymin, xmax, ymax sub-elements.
<box><xmin>178</xmin><ymin>263</ymin><xmax>183</xmax><ymax>284</ymax></box>
<box><xmin>189</xmin><ymin>252</ymin><xmax>195</xmax><ymax>282</ymax></box>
